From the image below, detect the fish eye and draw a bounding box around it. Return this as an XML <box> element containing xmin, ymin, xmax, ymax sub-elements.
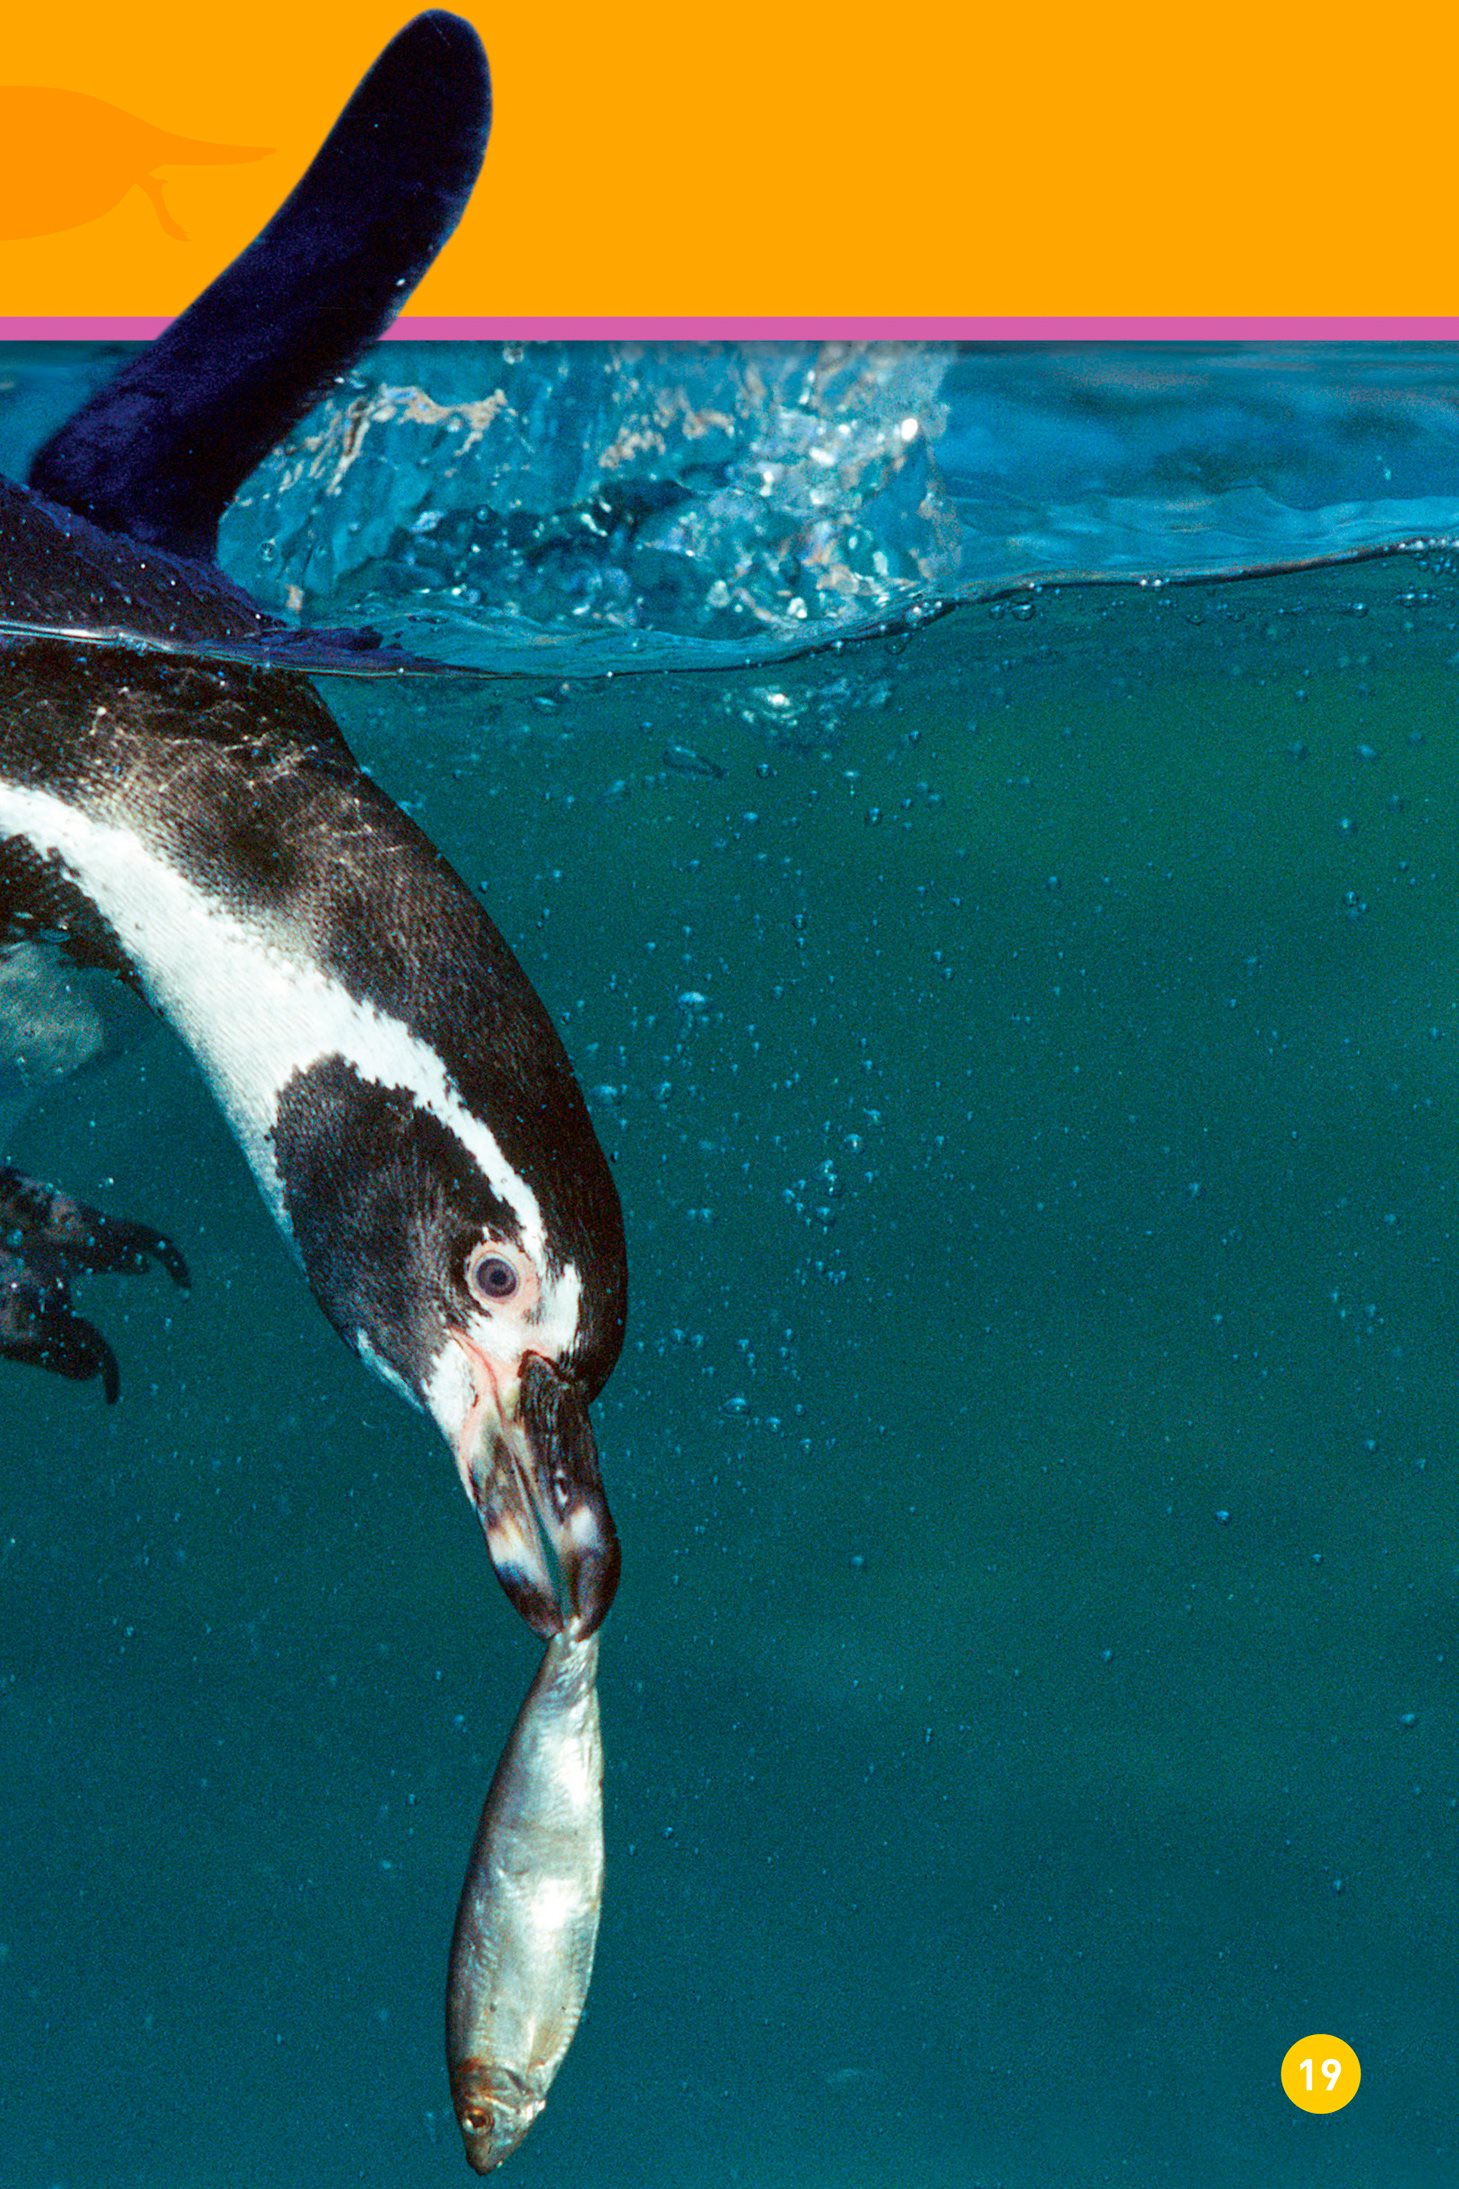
<box><xmin>467</xmin><ymin>1245</ymin><xmax>521</xmax><ymax>1306</ymax></box>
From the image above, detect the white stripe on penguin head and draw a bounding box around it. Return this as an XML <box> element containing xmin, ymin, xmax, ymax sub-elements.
<box><xmin>0</xmin><ymin>782</ymin><xmax>583</xmax><ymax>1362</ymax></box>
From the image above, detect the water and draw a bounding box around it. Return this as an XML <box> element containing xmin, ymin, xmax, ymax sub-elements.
<box><xmin>0</xmin><ymin>347</ymin><xmax>1456</xmax><ymax>2187</ymax></box>
<box><xmin>215</xmin><ymin>341</ymin><xmax>1459</xmax><ymax>670</ymax></box>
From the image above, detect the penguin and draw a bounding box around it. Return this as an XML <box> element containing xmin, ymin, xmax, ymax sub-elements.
<box><xmin>0</xmin><ymin>12</ymin><xmax>625</xmax><ymax>1640</ymax></box>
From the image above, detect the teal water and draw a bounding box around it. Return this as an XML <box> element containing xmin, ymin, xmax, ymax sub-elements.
<box><xmin>1</xmin><ymin>353</ymin><xmax>1457</xmax><ymax>2186</ymax></box>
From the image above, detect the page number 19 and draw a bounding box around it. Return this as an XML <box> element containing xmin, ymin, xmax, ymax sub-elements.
<box><xmin>1281</xmin><ymin>2034</ymin><xmax>1361</xmax><ymax>2114</ymax></box>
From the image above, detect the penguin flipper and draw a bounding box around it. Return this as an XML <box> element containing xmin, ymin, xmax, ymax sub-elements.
<box><xmin>28</xmin><ymin>10</ymin><xmax>491</xmax><ymax>562</ymax></box>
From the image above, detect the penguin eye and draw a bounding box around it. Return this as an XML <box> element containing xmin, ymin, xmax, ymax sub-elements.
<box><xmin>467</xmin><ymin>1246</ymin><xmax>521</xmax><ymax>1306</ymax></box>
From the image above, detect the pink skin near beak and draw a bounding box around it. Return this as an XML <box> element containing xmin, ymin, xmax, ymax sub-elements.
<box><xmin>449</xmin><ymin>1327</ymin><xmax>555</xmax><ymax>1635</ymax></box>
<box><xmin>449</xmin><ymin>1326</ymin><xmax>506</xmax><ymax>1502</ymax></box>
<box><xmin>447</xmin><ymin>1328</ymin><xmax>621</xmax><ymax>1640</ymax></box>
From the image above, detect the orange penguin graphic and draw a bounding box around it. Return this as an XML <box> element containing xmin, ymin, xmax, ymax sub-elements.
<box><xmin>0</xmin><ymin>87</ymin><xmax>269</xmax><ymax>241</ymax></box>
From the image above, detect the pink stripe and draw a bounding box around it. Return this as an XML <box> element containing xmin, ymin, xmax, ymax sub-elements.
<box><xmin>387</xmin><ymin>316</ymin><xmax>1459</xmax><ymax>342</ymax></box>
<box><xmin>0</xmin><ymin>318</ymin><xmax>174</xmax><ymax>339</ymax></box>
<box><xmin>7</xmin><ymin>315</ymin><xmax>1459</xmax><ymax>341</ymax></box>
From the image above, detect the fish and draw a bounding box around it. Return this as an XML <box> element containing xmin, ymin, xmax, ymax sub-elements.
<box><xmin>0</xmin><ymin>87</ymin><xmax>269</xmax><ymax>241</ymax></box>
<box><xmin>446</xmin><ymin>1631</ymin><xmax>605</xmax><ymax>2173</ymax></box>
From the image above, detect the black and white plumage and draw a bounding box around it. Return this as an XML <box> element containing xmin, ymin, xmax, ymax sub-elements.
<box><xmin>0</xmin><ymin>14</ymin><xmax>625</xmax><ymax>1638</ymax></box>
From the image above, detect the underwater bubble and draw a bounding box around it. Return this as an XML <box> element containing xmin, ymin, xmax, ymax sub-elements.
<box><xmin>662</xmin><ymin>743</ymin><xmax>726</xmax><ymax>779</ymax></box>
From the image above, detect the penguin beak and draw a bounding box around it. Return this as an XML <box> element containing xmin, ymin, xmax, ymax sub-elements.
<box><xmin>451</xmin><ymin>1339</ymin><xmax>620</xmax><ymax>1640</ymax></box>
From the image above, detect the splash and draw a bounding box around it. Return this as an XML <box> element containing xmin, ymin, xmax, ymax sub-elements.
<box><xmin>5</xmin><ymin>341</ymin><xmax>1459</xmax><ymax>678</ymax></box>
<box><xmin>215</xmin><ymin>342</ymin><xmax>1459</xmax><ymax>673</ymax></box>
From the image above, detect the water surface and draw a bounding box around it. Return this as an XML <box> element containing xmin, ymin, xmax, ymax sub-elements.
<box><xmin>0</xmin><ymin>348</ymin><xmax>1455</xmax><ymax>2188</ymax></box>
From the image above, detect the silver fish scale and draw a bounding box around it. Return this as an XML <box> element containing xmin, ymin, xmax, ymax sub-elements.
<box><xmin>446</xmin><ymin>1631</ymin><xmax>604</xmax><ymax>2174</ymax></box>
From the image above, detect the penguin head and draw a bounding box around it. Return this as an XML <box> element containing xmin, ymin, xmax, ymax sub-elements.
<box><xmin>271</xmin><ymin>1052</ymin><xmax>625</xmax><ymax>1638</ymax></box>
<box><xmin>425</xmin><ymin>1218</ymin><xmax>623</xmax><ymax>1643</ymax></box>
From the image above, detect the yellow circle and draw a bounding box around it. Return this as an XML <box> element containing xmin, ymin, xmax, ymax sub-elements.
<box><xmin>1281</xmin><ymin>2034</ymin><xmax>1361</xmax><ymax>2113</ymax></box>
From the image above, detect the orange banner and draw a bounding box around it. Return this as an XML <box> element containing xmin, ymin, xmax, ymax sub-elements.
<box><xmin>0</xmin><ymin>0</ymin><xmax>1451</xmax><ymax>323</ymax></box>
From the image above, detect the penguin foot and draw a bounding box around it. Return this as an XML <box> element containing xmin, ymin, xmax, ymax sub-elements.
<box><xmin>0</xmin><ymin>1166</ymin><xmax>189</xmax><ymax>1402</ymax></box>
<box><xmin>0</xmin><ymin>1254</ymin><xmax>120</xmax><ymax>1401</ymax></box>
